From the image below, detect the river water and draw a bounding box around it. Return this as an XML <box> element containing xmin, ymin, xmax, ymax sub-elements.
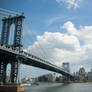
<box><xmin>25</xmin><ymin>82</ymin><xmax>92</xmax><ymax>92</ymax></box>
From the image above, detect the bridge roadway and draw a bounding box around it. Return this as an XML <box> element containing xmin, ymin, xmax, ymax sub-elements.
<box><xmin>0</xmin><ymin>43</ymin><xmax>73</xmax><ymax>78</ymax></box>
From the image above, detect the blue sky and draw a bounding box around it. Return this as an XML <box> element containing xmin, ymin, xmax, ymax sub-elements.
<box><xmin>0</xmin><ymin>0</ymin><xmax>92</xmax><ymax>33</ymax></box>
<box><xmin>0</xmin><ymin>0</ymin><xmax>92</xmax><ymax>35</ymax></box>
<box><xmin>0</xmin><ymin>0</ymin><xmax>92</xmax><ymax>78</ymax></box>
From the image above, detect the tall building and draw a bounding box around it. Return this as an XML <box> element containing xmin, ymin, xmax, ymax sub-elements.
<box><xmin>62</xmin><ymin>62</ymin><xmax>70</xmax><ymax>72</ymax></box>
<box><xmin>88</xmin><ymin>69</ymin><xmax>92</xmax><ymax>81</ymax></box>
<box><xmin>79</xmin><ymin>67</ymin><xmax>85</xmax><ymax>77</ymax></box>
<box><xmin>48</xmin><ymin>73</ymin><xmax>56</xmax><ymax>82</ymax></box>
<box><xmin>91</xmin><ymin>69</ymin><xmax>92</xmax><ymax>72</ymax></box>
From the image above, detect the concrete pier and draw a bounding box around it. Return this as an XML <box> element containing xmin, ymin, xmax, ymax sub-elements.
<box><xmin>0</xmin><ymin>83</ymin><xmax>26</xmax><ymax>92</ymax></box>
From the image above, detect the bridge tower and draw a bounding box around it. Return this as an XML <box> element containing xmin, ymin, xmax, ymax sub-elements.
<box><xmin>1</xmin><ymin>14</ymin><xmax>25</xmax><ymax>50</ymax></box>
<box><xmin>0</xmin><ymin>14</ymin><xmax>25</xmax><ymax>84</ymax></box>
<box><xmin>62</xmin><ymin>62</ymin><xmax>71</xmax><ymax>82</ymax></box>
<box><xmin>62</xmin><ymin>62</ymin><xmax>70</xmax><ymax>73</ymax></box>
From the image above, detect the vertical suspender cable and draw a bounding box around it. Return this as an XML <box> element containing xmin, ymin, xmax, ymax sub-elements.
<box><xmin>25</xmin><ymin>20</ymin><xmax>55</xmax><ymax>64</ymax></box>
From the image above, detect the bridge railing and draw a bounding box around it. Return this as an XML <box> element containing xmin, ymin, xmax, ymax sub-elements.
<box><xmin>0</xmin><ymin>43</ymin><xmax>20</xmax><ymax>54</ymax></box>
<box><xmin>19</xmin><ymin>51</ymin><xmax>71</xmax><ymax>75</ymax></box>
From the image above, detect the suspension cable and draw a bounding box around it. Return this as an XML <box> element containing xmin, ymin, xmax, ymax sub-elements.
<box><xmin>24</xmin><ymin>20</ymin><xmax>47</xmax><ymax>59</ymax></box>
<box><xmin>0</xmin><ymin>12</ymin><xmax>14</xmax><ymax>17</ymax></box>
<box><xmin>25</xmin><ymin>20</ymin><xmax>55</xmax><ymax>64</ymax></box>
<box><xmin>0</xmin><ymin>8</ymin><xmax>19</xmax><ymax>15</ymax></box>
<box><xmin>23</xmin><ymin>22</ymin><xmax>42</xmax><ymax>57</ymax></box>
<box><xmin>25</xmin><ymin>20</ymin><xmax>49</xmax><ymax>59</ymax></box>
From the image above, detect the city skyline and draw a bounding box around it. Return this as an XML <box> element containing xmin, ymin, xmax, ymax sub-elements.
<box><xmin>0</xmin><ymin>0</ymin><xmax>92</xmax><ymax>78</ymax></box>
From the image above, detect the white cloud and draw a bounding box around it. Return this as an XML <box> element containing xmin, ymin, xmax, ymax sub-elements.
<box><xmin>61</xmin><ymin>21</ymin><xmax>92</xmax><ymax>45</ymax></box>
<box><xmin>25</xmin><ymin>21</ymin><xmax>92</xmax><ymax>73</ymax></box>
<box><xmin>61</xmin><ymin>21</ymin><xmax>79</xmax><ymax>36</ymax></box>
<box><xmin>79</xmin><ymin>26</ymin><xmax>92</xmax><ymax>44</ymax></box>
<box><xmin>56</xmin><ymin>0</ymin><xmax>82</xmax><ymax>9</ymax></box>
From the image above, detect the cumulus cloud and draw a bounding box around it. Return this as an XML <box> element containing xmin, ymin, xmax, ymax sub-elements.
<box><xmin>61</xmin><ymin>21</ymin><xmax>79</xmax><ymax>36</ymax></box>
<box><xmin>61</xmin><ymin>21</ymin><xmax>92</xmax><ymax>45</ymax></box>
<box><xmin>56</xmin><ymin>0</ymin><xmax>82</xmax><ymax>9</ymax></box>
<box><xmin>25</xmin><ymin>21</ymin><xmax>92</xmax><ymax>72</ymax></box>
<box><xmin>79</xmin><ymin>26</ymin><xmax>92</xmax><ymax>44</ymax></box>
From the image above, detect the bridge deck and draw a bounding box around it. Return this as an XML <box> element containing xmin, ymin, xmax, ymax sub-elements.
<box><xmin>0</xmin><ymin>43</ymin><xmax>73</xmax><ymax>77</ymax></box>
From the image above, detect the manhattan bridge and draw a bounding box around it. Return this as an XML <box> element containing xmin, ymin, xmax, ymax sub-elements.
<box><xmin>0</xmin><ymin>8</ymin><xmax>74</xmax><ymax>92</ymax></box>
